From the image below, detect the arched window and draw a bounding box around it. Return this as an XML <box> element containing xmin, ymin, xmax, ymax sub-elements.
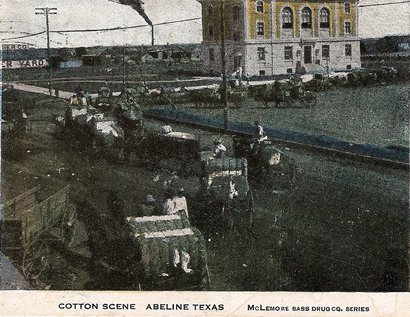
<box><xmin>233</xmin><ymin>6</ymin><xmax>240</xmax><ymax>22</ymax></box>
<box><xmin>208</xmin><ymin>24</ymin><xmax>214</xmax><ymax>38</ymax></box>
<box><xmin>282</xmin><ymin>7</ymin><xmax>293</xmax><ymax>29</ymax></box>
<box><xmin>256</xmin><ymin>1</ymin><xmax>264</xmax><ymax>13</ymax></box>
<box><xmin>207</xmin><ymin>5</ymin><xmax>213</xmax><ymax>16</ymax></box>
<box><xmin>344</xmin><ymin>2</ymin><xmax>351</xmax><ymax>13</ymax></box>
<box><xmin>320</xmin><ymin>8</ymin><xmax>330</xmax><ymax>28</ymax></box>
<box><xmin>301</xmin><ymin>7</ymin><xmax>312</xmax><ymax>29</ymax></box>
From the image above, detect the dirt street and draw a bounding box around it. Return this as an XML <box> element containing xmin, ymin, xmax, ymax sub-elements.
<box><xmin>2</xmin><ymin>95</ymin><xmax>408</xmax><ymax>291</ymax></box>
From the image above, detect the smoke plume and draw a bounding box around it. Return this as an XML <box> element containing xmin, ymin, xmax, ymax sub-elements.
<box><xmin>109</xmin><ymin>0</ymin><xmax>153</xmax><ymax>26</ymax></box>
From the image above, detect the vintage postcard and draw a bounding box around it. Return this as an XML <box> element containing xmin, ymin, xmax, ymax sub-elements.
<box><xmin>0</xmin><ymin>0</ymin><xmax>409</xmax><ymax>316</ymax></box>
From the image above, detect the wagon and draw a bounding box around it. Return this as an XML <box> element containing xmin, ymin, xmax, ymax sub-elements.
<box><xmin>113</xmin><ymin>100</ymin><xmax>144</xmax><ymax>136</ymax></box>
<box><xmin>142</xmin><ymin>131</ymin><xmax>201</xmax><ymax>173</ymax></box>
<box><xmin>194</xmin><ymin>156</ymin><xmax>254</xmax><ymax>233</ymax></box>
<box><xmin>89</xmin><ymin>116</ymin><xmax>125</xmax><ymax>154</ymax></box>
<box><xmin>148</xmin><ymin>131</ymin><xmax>200</xmax><ymax>160</ymax></box>
<box><xmin>233</xmin><ymin>135</ymin><xmax>296</xmax><ymax>189</ymax></box>
<box><xmin>57</xmin><ymin>106</ymin><xmax>125</xmax><ymax>161</ymax></box>
<box><xmin>126</xmin><ymin>214</ymin><xmax>210</xmax><ymax>290</ymax></box>
<box><xmin>60</xmin><ymin>106</ymin><xmax>95</xmax><ymax>145</ymax></box>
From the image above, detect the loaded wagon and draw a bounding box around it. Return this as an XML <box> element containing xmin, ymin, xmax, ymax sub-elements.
<box><xmin>77</xmin><ymin>199</ymin><xmax>209</xmax><ymax>290</ymax></box>
<box><xmin>126</xmin><ymin>214</ymin><xmax>210</xmax><ymax>290</ymax></box>
<box><xmin>144</xmin><ymin>131</ymin><xmax>201</xmax><ymax>173</ymax></box>
<box><xmin>147</xmin><ymin>131</ymin><xmax>200</xmax><ymax>161</ymax></box>
<box><xmin>233</xmin><ymin>135</ymin><xmax>296</xmax><ymax>189</ymax></box>
<box><xmin>56</xmin><ymin>106</ymin><xmax>125</xmax><ymax>160</ymax></box>
<box><xmin>58</xmin><ymin>106</ymin><xmax>95</xmax><ymax>145</ymax></box>
<box><xmin>194</xmin><ymin>156</ymin><xmax>254</xmax><ymax>233</ymax></box>
<box><xmin>88</xmin><ymin>115</ymin><xmax>125</xmax><ymax>159</ymax></box>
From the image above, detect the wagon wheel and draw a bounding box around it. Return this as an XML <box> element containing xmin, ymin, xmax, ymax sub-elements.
<box><xmin>201</xmin><ymin>264</ymin><xmax>211</xmax><ymax>290</ymax></box>
<box><xmin>312</xmin><ymin>95</ymin><xmax>318</xmax><ymax>107</ymax></box>
<box><xmin>246</xmin><ymin>192</ymin><xmax>255</xmax><ymax>228</ymax></box>
<box><xmin>22</xmin><ymin>234</ymin><xmax>52</xmax><ymax>288</ymax></box>
<box><xmin>220</xmin><ymin>199</ymin><xmax>234</xmax><ymax>230</ymax></box>
<box><xmin>59</xmin><ymin>204</ymin><xmax>77</xmax><ymax>246</ymax></box>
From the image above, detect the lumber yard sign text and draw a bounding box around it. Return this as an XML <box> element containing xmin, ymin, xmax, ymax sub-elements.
<box><xmin>2</xmin><ymin>44</ymin><xmax>34</xmax><ymax>51</ymax></box>
<box><xmin>1</xmin><ymin>59</ymin><xmax>48</xmax><ymax>69</ymax></box>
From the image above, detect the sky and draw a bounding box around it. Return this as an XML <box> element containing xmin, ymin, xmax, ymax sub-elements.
<box><xmin>0</xmin><ymin>0</ymin><xmax>409</xmax><ymax>48</ymax></box>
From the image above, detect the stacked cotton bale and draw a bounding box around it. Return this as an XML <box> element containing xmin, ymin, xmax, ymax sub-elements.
<box><xmin>70</xmin><ymin>107</ymin><xmax>88</xmax><ymax>125</ymax></box>
<box><xmin>203</xmin><ymin>156</ymin><xmax>248</xmax><ymax>178</ymax></box>
<box><xmin>202</xmin><ymin>157</ymin><xmax>249</xmax><ymax>195</ymax></box>
<box><xmin>126</xmin><ymin>215</ymin><xmax>209</xmax><ymax>290</ymax></box>
<box><xmin>126</xmin><ymin>214</ymin><xmax>190</xmax><ymax>235</ymax></box>
<box><xmin>90</xmin><ymin>117</ymin><xmax>124</xmax><ymax>148</ymax></box>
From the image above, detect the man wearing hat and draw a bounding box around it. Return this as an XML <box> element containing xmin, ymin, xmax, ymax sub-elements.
<box><xmin>139</xmin><ymin>194</ymin><xmax>156</xmax><ymax>217</ymax></box>
<box><xmin>212</xmin><ymin>138</ymin><xmax>226</xmax><ymax>159</ymax></box>
<box><xmin>254</xmin><ymin>121</ymin><xmax>268</xmax><ymax>143</ymax></box>
<box><xmin>172</xmin><ymin>188</ymin><xmax>188</xmax><ymax>217</ymax></box>
<box><xmin>160</xmin><ymin>122</ymin><xmax>173</xmax><ymax>134</ymax></box>
<box><xmin>163</xmin><ymin>188</ymin><xmax>176</xmax><ymax>215</ymax></box>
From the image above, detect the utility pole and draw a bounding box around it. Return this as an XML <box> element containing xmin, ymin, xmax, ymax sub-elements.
<box><xmin>122</xmin><ymin>46</ymin><xmax>126</xmax><ymax>93</ymax></box>
<box><xmin>35</xmin><ymin>7</ymin><xmax>57</xmax><ymax>95</ymax></box>
<box><xmin>220</xmin><ymin>0</ymin><xmax>228</xmax><ymax>131</ymax></box>
<box><xmin>151</xmin><ymin>25</ymin><xmax>155</xmax><ymax>46</ymax></box>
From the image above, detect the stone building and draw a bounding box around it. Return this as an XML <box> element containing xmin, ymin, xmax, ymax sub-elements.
<box><xmin>196</xmin><ymin>0</ymin><xmax>361</xmax><ymax>76</ymax></box>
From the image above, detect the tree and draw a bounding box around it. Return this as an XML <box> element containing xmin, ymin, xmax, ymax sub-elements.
<box><xmin>75</xmin><ymin>47</ymin><xmax>88</xmax><ymax>58</ymax></box>
<box><xmin>375</xmin><ymin>37</ymin><xmax>395</xmax><ymax>54</ymax></box>
<box><xmin>58</xmin><ymin>48</ymin><xmax>72</xmax><ymax>60</ymax></box>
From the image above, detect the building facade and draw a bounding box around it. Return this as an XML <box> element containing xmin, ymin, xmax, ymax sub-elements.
<box><xmin>197</xmin><ymin>0</ymin><xmax>361</xmax><ymax>76</ymax></box>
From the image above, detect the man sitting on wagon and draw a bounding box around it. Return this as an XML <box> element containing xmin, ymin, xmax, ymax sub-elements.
<box><xmin>172</xmin><ymin>188</ymin><xmax>189</xmax><ymax>217</ymax></box>
<box><xmin>139</xmin><ymin>195</ymin><xmax>157</xmax><ymax>217</ymax></box>
<box><xmin>163</xmin><ymin>189</ymin><xmax>176</xmax><ymax>215</ymax></box>
<box><xmin>160</xmin><ymin>123</ymin><xmax>173</xmax><ymax>134</ymax></box>
<box><xmin>213</xmin><ymin>138</ymin><xmax>226</xmax><ymax>159</ymax></box>
<box><xmin>253</xmin><ymin>121</ymin><xmax>268</xmax><ymax>143</ymax></box>
<box><xmin>70</xmin><ymin>94</ymin><xmax>79</xmax><ymax>106</ymax></box>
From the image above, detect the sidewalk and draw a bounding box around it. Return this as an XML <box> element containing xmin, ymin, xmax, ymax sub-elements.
<box><xmin>9</xmin><ymin>77</ymin><xmax>280</xmax><ymax>98</ymax></box>
<box><xmin>144</xmin><ymin>108</ymin><xmax>409</xmax><ymax>168</ymax></box>
<box><xmin>8</xmin><ymin>82</ymin><xmax>408</xmax><ymax>167</ymax></box>
<box><xmin>0</xmin><ymin>251</ymin><xmax>31</xmax><ymax>289</ymax></box>
<box><xmin>11</xmin><ymin>82</ymin><xmax>73</xmax><ymax>100</ymax></box>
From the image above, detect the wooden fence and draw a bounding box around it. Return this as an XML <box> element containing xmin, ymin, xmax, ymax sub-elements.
<box><xmin>21</xmin><ymin>185</ymin><xmax>70</xmax><ymax>245</ymax></box>
<box><xmin>1</xmin><ymin>185</ymin><xmax>40</xmax><ymax>221</ymax></box>
<box><xmin>1</xmin><ymin>185</ymin><xmax>70</xmax><ymax>252</ymax></box>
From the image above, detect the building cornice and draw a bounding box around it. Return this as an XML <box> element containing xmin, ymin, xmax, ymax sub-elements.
<box><xmin>242</xmin><ymin>37</ymin><xmax>360</xmax><ymax>44</ymax></box>
<box><xmin>202</xmin><ymin>37</ymin><xmax>360</xmax><ymax>45</ymax></box>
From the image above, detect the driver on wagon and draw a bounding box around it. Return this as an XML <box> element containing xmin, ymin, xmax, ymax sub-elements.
<box><xmin>213</xmin><ymin>138</ymin><xmax>226</xmax><ymax>159</ymax></box>
<box><xmin>254</xmin><ymin>121</ymin><xmax>268</xmax><ymax>143</ymax></box>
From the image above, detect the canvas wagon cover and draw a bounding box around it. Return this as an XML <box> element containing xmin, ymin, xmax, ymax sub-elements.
<box><xmin>160</xmin><ymin>131</ymin><xmax>197</xmax><ymax>140</ymax></box>
<box><xmin>202</xmin><ymin>157</ymin><xmax>248</xmax><ymax>176</ymax></box>
<box><xmin>125</xmin><ymin>215</ymin><xmax>208</xmax><ymax>286</ymax></box>
<box><xmin>208</xmin><ymin>175</ymin><xmax>250</xmax><ymax>199</ymax></box>
<box><xmin>126</xmin><ymin>214</ymin><xmax>191</xmax><ymax>235</ymax></box>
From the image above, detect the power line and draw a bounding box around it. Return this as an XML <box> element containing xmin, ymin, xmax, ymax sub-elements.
<box><xmin>0</xmin><ymin>20</ymin><xmax>67</xmax><ymax>36</ymax></box>
<box><xmin>1</xmin><ymin>31</ymin><xmax>46</xmax><ymax>41</ymax></box>
<box><xmin>53</xmin><ymin>23</ymin><xmax>147</xmax><ymax>33</ymax></box>
<box><xmin>0</xmin><ymin>17</ymin><xmax>201</xmax><ymax>41</ymax></box>
<box><xmin>51</xmin><ymin>17</ymin><xmax>201</xmax><ymax>34</ymax></box>
<box><xmin>154</xmin><ymin>17</ymin><xmax>201</xmax><ymax>27</ymax></box>
<box><xmin>0</xmin><ymin>31</ymin><xmax>34</xmax><ymax>35</ymax></box>
<box><xmin>358</xmin><ymin>0</ymin><xmax>410</xmax><ymax>7</ymax></box>
<box><xmin>35</xmin><ymin>7</ymin><xmax>58</xmax><ymax>94</ymax></box>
